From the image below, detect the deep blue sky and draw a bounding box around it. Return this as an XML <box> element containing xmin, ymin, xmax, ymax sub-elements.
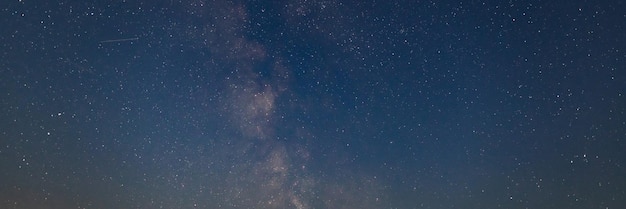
<box><xmin>1</xmin><ymin>0</ymin><xmax>625</xmax><ymax>208</ymax></box>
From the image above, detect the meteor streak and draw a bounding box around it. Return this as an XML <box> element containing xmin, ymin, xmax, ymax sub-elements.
<box><xmin>99</xmin><ymin>37</ymin><xmax>139</xmax><ymax>43</ymax></box>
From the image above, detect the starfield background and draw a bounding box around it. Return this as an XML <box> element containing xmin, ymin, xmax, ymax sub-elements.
<box><xmin>1</xmin><ymin>0</ymin><xmax>625</xmax><ymax>208</ymax></box>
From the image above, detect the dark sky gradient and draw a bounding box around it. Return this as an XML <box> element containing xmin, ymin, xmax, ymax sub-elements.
<box><xmin>1</xmin><ymin>0</ymin><xmax>625</xmax><ymax>208</ymax></box>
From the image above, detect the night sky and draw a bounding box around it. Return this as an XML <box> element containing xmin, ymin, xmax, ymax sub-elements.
<box><xmin>1</xmin><ymin>0</ymin><xmax>625</xmax><ymax>209</ymax></box>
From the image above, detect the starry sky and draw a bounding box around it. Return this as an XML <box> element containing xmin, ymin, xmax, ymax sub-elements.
<box><xmin>1</xmin><ymin>0</ymin><xmax>625</xmax><ymax>209</ymax></box>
